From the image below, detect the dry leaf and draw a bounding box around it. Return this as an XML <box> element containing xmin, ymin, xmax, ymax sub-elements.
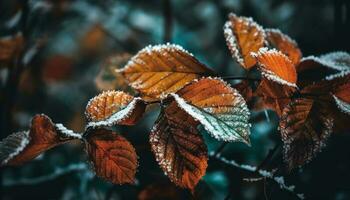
<box><xmin>279</xmin><ymin>99</ymin><xmax>333</xmax><ymax>170</ymax></box>
<box><xmin>150</xmin><ymin>101</ymin><xmax>207</xmax><ymax>190</ymax></box>
<box><xmin>265</xmin><ymin>29</ymin><xmax>302</xmax><ymax>65</ymax></box>
<box><xmin>118</xmin><ymin>44</ymin><xmax>214</xmax><ymax>99</ymax></box>
<box><xmin>224</xmin><ymin>13</ymin><xmax>265</xmax><ymax>69</ymax></box>
<box><xmin>0</xmin><ymin>114</ymin><xmax>81</xmax><ymax>166</ymax></box>
<box><xmin>0</xmin><ymin>34</ymin><xmax>24</xmax><ymax>65</ymax></box>
<box><xmin>169</xmin><ymin>77</ymin><xmax>251</xmax><ymax>143</ymax></box>
<box><xmin>85</xmin><ymin>128</ymin><xmax>138</xmax><ymax>184</ymax></box>
<box><xmin>85</xmin><ymin>91</ymin><xmax>146</xmax><ymax>127</ymax></box>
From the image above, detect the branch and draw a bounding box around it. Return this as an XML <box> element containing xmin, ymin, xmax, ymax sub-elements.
<box><xmin>3</xmin><ymin>163</ymin><xmax>88</xmax><ymax>187</ymax></box>
<box><xmin>210</xmin><ymin>152</ymin><xmax>304</xmax><ymax>199</ymax></box>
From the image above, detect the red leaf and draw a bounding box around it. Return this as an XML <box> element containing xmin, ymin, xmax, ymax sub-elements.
<box><xmin>85</xmin><ymin>128</ymin><xmax>138</xmax><ymax>184</ymax></box>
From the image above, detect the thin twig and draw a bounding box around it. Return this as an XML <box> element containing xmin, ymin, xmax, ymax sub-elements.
<box><xmin>256</xmin><ymin>143</ymin><xmax>281</xmax><ymax>172</ymax></box>
<box><xmin>210</xmin><ymin>152</ymin><xmax>304</xmax><ymax>199</ymax></box>
<box><xmin>213</xmin><ymin>142</ymin><xmax>228</xmax><ymax>157</ymax></box>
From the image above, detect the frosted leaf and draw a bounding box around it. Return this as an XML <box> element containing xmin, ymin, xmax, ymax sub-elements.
<box><xmin>0</xmin><ymin>131</ymin><xmax>30</xmax><ymax>165</ymax></box>
<box><xmin>224</xmin><ymin>13</ymin><xmax>266</xmax><ymax>69</ymax></box>
<box><xmin>252</xmin><ymin>47</ymin><xmax>297</xmax><ymax>87</ymax></box>
<box><xmin>279</xmin><ymin>99</ymin><xmax>333</xmax><ymax>170</ymax></box>
<box><xmin>333</xmin><ymin>95</ymin><xmax>350</xmax><ymax>115</ymax></box>
<box><xmin>150</xmin><ymin>103</ymin><xmax>207</xmax><ymax>190</ymax></box>
<box><xmin>86</xmin><ymin>97</ymin><xmax>145</xmax><ymax>128</ymax></box>
<box><xmin>168</xmin><ymin>77</ymin><xmax>251</xmax><ymax>144</ymax></box>
<box><xmin>117</xmin><ymin>43</ymin><xmax>214</xmax><ymax>99</ymax></box>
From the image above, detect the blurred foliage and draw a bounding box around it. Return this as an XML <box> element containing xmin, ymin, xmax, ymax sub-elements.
<box><xmin>0</xmin><ymin>0</ymin><xmax>350</xmax><ymax>199</ymax></box>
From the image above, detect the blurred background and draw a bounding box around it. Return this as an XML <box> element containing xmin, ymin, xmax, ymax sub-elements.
<box><xmin>0</xmin><ymin>0</ymin><xmax>350</xmax><ymax>199</ymax></box>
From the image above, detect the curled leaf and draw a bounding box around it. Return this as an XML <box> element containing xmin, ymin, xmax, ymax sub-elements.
<box><xmin>85</xmin><ymin>128</ymin><xmax>138</xmax><ymax>184</ymax></box>
<box><xmin>265</xmin><ymin>29</ymin><xmax>302</xmax><ymax>65</ymax></box>
<box><xmin>169</xmin><ymin>77</ymin><xmax>251</xmax><ymax>143</ymax></box>
<box><xmin>150</xmin><ymin>101</ymin><xmax>207</xmax><ymax>190</ymax></box>
<box><xmin>85</xmin><ymin>90</ymin><xmax>146</xmax><ymax>127</ymax></box>
<box><xmin>118</xmin><ymin>44</ymin><xmax>213</xmax><ymax>99</ymax></box>
<box><xmin>279</xmin><ymin>99</ymin><xmax>333</xmax><ymax>170</ymax></box>
<box><xmin>0</xmin><ymin>114</ymin><xmax>80</xmax><ymax>166</ymax></box>
<box><xmin>224</xmin><ymin>13</ymin><xmax>266</xmax><ymax>69</ymax></box>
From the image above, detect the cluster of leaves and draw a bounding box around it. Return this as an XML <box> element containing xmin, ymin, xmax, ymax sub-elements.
<box><xmin>1</xmin><ymin>12</ymin><xmax>349</xmax><ymax>193</ymax></box>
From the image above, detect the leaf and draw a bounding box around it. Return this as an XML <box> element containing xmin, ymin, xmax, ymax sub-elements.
<box><xmin>0</xmin><ymin>33</ymin><xmax>24</xmax><ymax>65</ymax></box>
<box><xmin>118</xmin><ymin>44</ymin><xmax>214</xmax><ymax>99</ymax></box>
<box><xmin>279</xmin><ymin>99</ymin><xmax>333</xmax><ymax>170</ymax></box>
<box><xmin>232</xmin><ymin>80</ymin><xmax>253</xmax><ymax>102</ymax></box>
<box><xmin>168</xmin><ymin>77</ymin><xmax>251</xmax><ymax>143</ymax></box>
<box><xmin>252</xmin><ymin>48</ymin><xmax>297</xmax><ymax>87</ymax></box>
<box><xmin>265</xmin><ymin>29</ymin><xmax>302</xmax><ymax>65</ymax></box>
<box><xmin>332</xmin><ymin>79</ymin><xmax>350</xmax><ymax>115</ymax></box>
<box><xmin>95</xmin><ymin>53</ymin><xmax>134</xmax><ymax>92</ymax></box>
<box><xmin>85</xmin><ymin>90</ymin><xmax>146</xmax><ymax>127</ymax></box>
<box><xmin>42</xmin><ymin>54</ymin><xmax>74</xmax><ymax>82</ymax></box>
<box><xmin>0</xmin><ymin>114</ymin><xmax>81</xmax><ymax>166</ymax></box>
<box><xmin>138</xmin><ymin>183</ymin><xmax>183</xmax><ymax>200</ymax></box>
<box><xmin>254</xmin><ymin>79</ymin><xmax>296</xmax><ymax>116</ymax></box>
<box><xmin>85</xmin><ymin>128</ymin><xmax>138</xmax><ymax>184</ymax></box>
<box><xmin>224</xmin><ymin>13</ymin><xmax>266</xmax><ymax>69</ymax></box>
<box><xmin>150</xmin><ymin>101</ymin><xmax>207</xmax><ymax>190</ymax></box>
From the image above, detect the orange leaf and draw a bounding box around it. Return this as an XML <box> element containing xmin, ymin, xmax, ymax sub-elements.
<box><xmin>85</xmin><ymin>90</ymin><xmax>146</xmax><ymax>127</ymax></box>
<box><xmin>224</xmin><ymin>13</ymin><xmax>265</xmax><ymax>69</ymax></box>
<box><xmin>279</xmin><ymin>99</ymin><xmax>333</xmax><ymax>170</ymax></box>
<box><xmin>252</xmin><ymin>48</ymin><xmax>297</xmax><ymax>87</ymax></box>
<box><xmin>265</xmin><ymin>29</ymin><xmax>302</xmax><ymax>65</ymax></box>
<box><xmin>118</xmin><ymin>44</ymin><xmax>214</xmax><ymax>99</ymax></box>
<box><xmin>170</xmin><ymin>77</ymin><xmax>251</xmax><ymax>143</ymax></box>
<box><xmin>85</xmin><ymin>128</ymin><xmax>138</xmax><ymax>184</ymax></box>
<box><xmin>0</xmin><ymin>114</ymin><xmax>81</xmax><ymax>166</ymax></box>
<box><xmin>254</xmin><ymin>79</ymin><xmax>296</xmax><ymax>116</ymax></box>
<box><xmin>150</xmin><ymin>101</ymin><xmax>207</xmax><ymax>190</ymax></box>
<box><xmin>0</xmin><ymin>34</ymin><xmax>24</xmax><ymax>65</ymax></box>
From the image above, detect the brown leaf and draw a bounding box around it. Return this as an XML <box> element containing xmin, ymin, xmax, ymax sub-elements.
<box><xmin>254</xmin><ymin>79</ymin><xmax>296</xmax><ymax>116</ymax></box>
<box><xmin>232</xmin><ymin>80</ymin><xmax>253</xmax><ymax>102</ymax></box>
<box><xmin>265</xmin><ymin>29</ymin><xmax>302</xmax><ymax>65</ymax></box>
<box><xmin>85</xmin><ymin>91</ymin><xmax>146</xmax><ymax>127</ymax></box>
<box><xmin>0</xmin><ymin>34</ymin><xmax>24</xmax><ymax>65</ymax></box>
<box><xmin>85</xmin><ymin>128</ymin><xmax>138</xmax><ymax>184</ymax></box>
<box><xmin>150</xmin><ymin>101</ymin><xmax>207</xmax><ymax>190</ymax></box>
<box><xmin>80</xmin><ymin>24</ymin><xmax>107</xmax><ymax>55</ymax></box>
<box><xmin>224</xmin><ymin>13</ymin><xmax>265</xmax><ymax>69</ymax></box>
<box><xmin>0</xmin><ymin>114</ymin><xmax>80</xmax><ymax>166</ymax></box>
<box><xmin>138</xmin><ymin>183</ymin><xmax>183</xmax><ymax>200</ymax></box>
<box><xmin>118</xmin><ymin>44</ymin><xmax>214</xmax><ymax>99</ymax></box>
<box><xmin>279</xmin><ymin>99</ymin><xmax>333</xmax><ymax>170</ymax></box>
<box><xmin>42</xmin><ymin>54</ymin><xmax>74</xmax><ymax>82</ymax></box>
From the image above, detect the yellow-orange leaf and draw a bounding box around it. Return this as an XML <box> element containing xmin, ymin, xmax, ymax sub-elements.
<box><xmin>118</xmin><ymin>44</ymin><xmax>214</xmax><ymax>99</ymax></box>
<box><xmin>224</xmin><ymin>13</ymin><xmax>265</xmax><ymax>69</ymax></box>
<box><xmin>279</xmin><ymin>99</ymin><xmax>333</xmax><ymax>170</ymax></box>
<box><xmin>150</xmin><ymin>101</ymin><xmax>207</xmax><ymax>190</ymax></box>
<box><xmin>85</xmin><ymin>128</ymin><xmax>138</xmax><ymax>184</ymax></box>
<box><xmin>0</xmin><ymin>114</ymin><xmax>81</xmax><ymax>166</ymax></box>
<box><xmin>85</xmin><ymin>90</ymin><xmax>146</xmax><ymax>127</ymax></box>
<box><xmin>265</xmin><ymin>29</ymin><xmax>302</xmax><ymax>65</ymax></box>
<box><xmin>252</xmin><ymin>48</ymin><xmax>297</xmax><ymax>87</ymax></box>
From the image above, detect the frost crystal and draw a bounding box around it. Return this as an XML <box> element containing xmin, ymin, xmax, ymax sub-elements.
<box><xmin>55</xmin><ymin>124</ymin><xmax>82</xmax><ymax>139</ymax></box>
<box><xmin>332</xmin><ymin>95</ymin><xmax>350</xmax><ymax>115</ymax></box>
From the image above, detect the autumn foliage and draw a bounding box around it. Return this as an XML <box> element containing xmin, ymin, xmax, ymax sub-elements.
<box><xmin>1</xmin><ymin>11</ymin><xmax>350</xmax><ymax>195</ymax></box>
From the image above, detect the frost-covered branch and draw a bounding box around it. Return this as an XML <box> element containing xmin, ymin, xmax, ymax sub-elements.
<box><xmin>3</xmin><ymin>163</ymin><xmax>88</xmax><ymax>186</ymax></box>
<box><xmin>209</xmin><ymin>152</ymin><xmax>304</xmax><ymax>199</ymax></box>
